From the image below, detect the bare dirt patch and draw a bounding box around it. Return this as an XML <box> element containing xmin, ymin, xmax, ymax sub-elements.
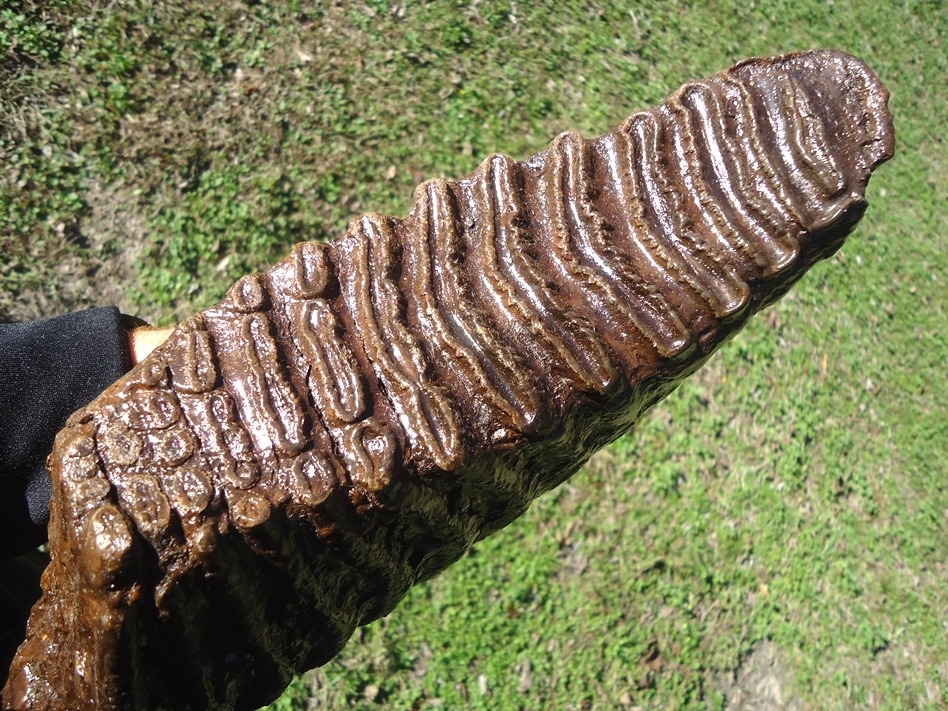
<box><xmin>0</xmin><ymin>182</ymin><xmax>150</xmax><ymax>324</ymax></box>
<box><xmin>716</xmin><ymin>641</ymin><xmax>800</xmax><ymax>711</ymax></box>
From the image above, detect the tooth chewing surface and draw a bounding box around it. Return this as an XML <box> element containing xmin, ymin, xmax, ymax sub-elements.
<box><xmin>4</xmin><ymin>50</ymin><xmax>893</xmax><ymax>711</ymax></box>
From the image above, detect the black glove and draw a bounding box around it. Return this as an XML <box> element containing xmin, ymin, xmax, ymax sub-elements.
<box><xmin>0</xmin><ymin>307</ymin><xmax>133</xmax><ymax>560</ymax></box>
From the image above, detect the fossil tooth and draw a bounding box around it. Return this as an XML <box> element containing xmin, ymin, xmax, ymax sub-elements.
<box><xmin>3</xmin><ymin>50</ymin><xmax>893</xmax><ymax>710</ymax></box>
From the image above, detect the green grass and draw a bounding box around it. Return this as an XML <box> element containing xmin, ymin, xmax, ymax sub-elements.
<box><xmin>2</xmin><ymin>0</ymin><xmax>946</xmax><ymax>708</ymax></box>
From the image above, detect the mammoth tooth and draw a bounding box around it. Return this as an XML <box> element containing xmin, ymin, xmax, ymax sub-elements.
<box><xmin>3</xmin><ymin>50</ymin><xmax>893</xmax><ymax>710</ymax></box>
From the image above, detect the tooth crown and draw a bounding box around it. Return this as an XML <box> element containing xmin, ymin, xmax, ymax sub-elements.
<box><xmin>3</xmin><ymin>50</ymin><xmax>893</xmax><ymax>711</ymax></box>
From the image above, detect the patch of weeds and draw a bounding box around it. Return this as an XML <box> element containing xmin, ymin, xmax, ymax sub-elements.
<box><xmin>0</xmin><ymin>117</ymin><xmax>89</xmax><ymax>298</ymax></box>
<box><xmin>0</xmin><ymin>7</ymin><xmax>64</xmax><ymax>68</ymax></box>
<box><xmin>134</xmin><ymin>165</ymin><xmax>327</xmax><ymax>316</ymax></box>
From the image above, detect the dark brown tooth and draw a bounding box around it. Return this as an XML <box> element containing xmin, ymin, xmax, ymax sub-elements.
<box><xmin>4</xmin><ymin>50</ymin><xmax>893</xmax><ymax>711</ymax></box>
<box><xmin>167</xmin><ymin>327</ymin><xmax>218</xmax><ymax>394</ymax></box>
<box><xmin>204</xmin><ymin>309</ymin><xmax>308</xmax><ymax>460</ymax></box>
<box><xmin>336</xmin><ymin>213</ymin><xmax>463</xmax><ymax>472</ymax></box>
<box><xmin>129</xmin><ymin>388</ymin><xmax>180</xmax><ymax>430</ymax></box>
<box><xmin>227</xmin><ymin>490</ymin><xmax>272</xmax><ymax>531</ymax></box>
<box><xmin>286</xmin><ymin>450</ymin><xmax>339</xmax><ymax>507</ymax></box>
<box><xmin>404</xmin><ymin>180</ymin><xmax>540</xmax><ymax>434</ymax></box>
<box><xmin>160</xmin><ymin>463</ymin><xmax>214</xmax><ymax>517</ymax></box>
<box><xmin>286</xmin><ymin>299</ymin><xmax>367</xmax><ymax>426</ymax></box>
<box><xmin>116</xmin><ymin>474</ymin><xmax>172</xmax><ymax>543</ymax></box>
<box><xmin>96</xmin><ymin>420</ymin><xmax>143</xmax><ymax>468</ymax></box>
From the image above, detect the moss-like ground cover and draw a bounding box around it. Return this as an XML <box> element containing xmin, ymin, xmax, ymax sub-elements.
<box><xmin>2</xmin><ymin>1</ymin><xmax>945</xmax><ymax>708</ymax></box>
